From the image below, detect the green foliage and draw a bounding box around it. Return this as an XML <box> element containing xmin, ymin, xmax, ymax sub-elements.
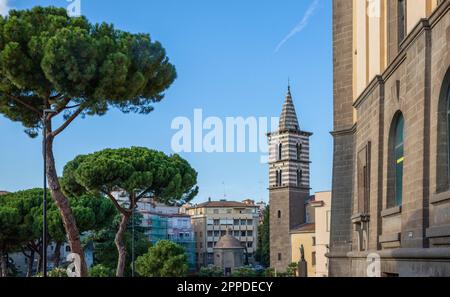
<box><xmin>0</xmin><ymin>189</ymin><xmax>45</xmax><ymax>257</ymax></box>
<box><xmin>0</xmin><ymin>6</ymin><xmax>177</xmax><ymax>137</ymax></box>
<box><xmin>89</xmin><ymin>213</ymin><xmax>151</xmax><ymax>277</ymax></box>
<box><xmin>230</xmin><ymin>267</ymin><xmax>260</xmax><ymax>277</ymax></box>
<box><xmin>286</xmin><ymin>262</ymin><xmax>298</xmax><ymax>277</ymax></box>
<box><xmin>264</xmin><ymin>267</ymin><xmax>275</xmax><ymax>277</ymax></box>
<box><xmin>255</xmin><ymin>206</ymin><xmax>270</xmax><ymax>267</ymax></box>
<box><xmin>197</xmin><ymin>266</ymin><xmax>224</xmax><ymax>277</ymax></box>
<box><xmin>89</xmin><ymin>264</ymin><xmax>114</xmax><ymax>277</ymax></box>
<box><xmin>135</xmin><ymin>240</ymin><xmax>188</xmax><ymax>277</ymax></box>
<box><xmin>35</xmin><ymin>267</ymin><xmax>68</xmax><ymax>278</ymax></box>
<box><xmin>61</xmin><ymin>147</ymin><xmax>198</xmax><ymax>206</ymax></box>
<box><xmin>0</xmin><ymin>188</ymin><xmax>115</xmax><ymax>274</ymax></box>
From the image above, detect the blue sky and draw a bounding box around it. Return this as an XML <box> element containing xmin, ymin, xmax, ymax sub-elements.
<box><xmin>0</xmin><ymin>0</ymin><xmax>333</xmax><ymax>204</ymax></box>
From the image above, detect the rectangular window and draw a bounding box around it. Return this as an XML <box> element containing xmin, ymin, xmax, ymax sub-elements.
<box><xmin>213</xmin><ymin>209</ymin><xmax>219</xmax><ymax>214</ymax></box>
<box><xmin>247</xmin><ymin>230</ymin><xmax>253</xmax><ymax>237</ymax></box>
<box><xmin>312</xmin><ymin>237</ymin><xmax>316</xmax><ymax>246</ymax></box>
<box><xmin>213</xmin><ymin>219</ymin><xmax>220</xmax><ymax>226</ymax></box>
<box><xmin>398</xmin><ymin>0</ymin><xmax>406</xmax><ymax>45</ymax></box>
<box><xmin>207</xmin><ymin>231</ymin><xmax>213</xmax><ymax>237</ymax></box>
<box><xmin>312</xmin><ymin>252</ymin><xmax>316</xmax><ymax>266</ymax></box>
<box><xmin>234</xmin><ymin>231</ymin><xmax>240</xmax><ymax>237</ymax></box>
<box><xmin>357</xmin><ymin>143</ymin><xmax>371</xmax><ymax>214</ymax></box>
<box><xmin>234</xmin><ymin>219</ymin><xmax>240</xmax><ymax>226</ymax></box>
<box><xmin>326</xmin><ymin>211</ymin><xmax>331</xmax><ymax>232</ymax></box>
<box><xmin>247</xmin><ymin>219</ymin><xmax>253</xmax><ymax>225</ymax></box>
<box><xmin>278</xmin><ymin>253</ymin><xmax>282</xmax><ymax>261</ymax></box>
<box><xmin>241</xmin><ymin>231</ymin><xmax>246</xmax><ymax>237</ymax></box>
<box><xmin>247</xmin><ymin>242</ymin><xmax>253</xmax><ymax>248</ymax></box>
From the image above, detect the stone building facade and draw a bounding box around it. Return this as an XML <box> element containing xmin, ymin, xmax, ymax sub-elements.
<box><xmin>329</xmin><ymin>0</ymin><xmax>450</xmax><ymax>276</ymax></box>
<box><xmin>268</xmin><ymin>87</ymin><xmax>312</xmax><ymax>272</ymax></box>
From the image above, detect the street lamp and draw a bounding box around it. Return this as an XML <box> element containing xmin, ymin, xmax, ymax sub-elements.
<box><xmin>131</xmin><ymin>189</ymin><xmax>140</xmax><ymax>278</ymax></box>
<box><xmin>132</xmin><ymin>201</ymin><xmax>135</xmax><ymax>278</ymax></box>
<box><xmin>42</xmin><ymin>108</ymin><xmax>55</xmax><ymax>277</ymax></box>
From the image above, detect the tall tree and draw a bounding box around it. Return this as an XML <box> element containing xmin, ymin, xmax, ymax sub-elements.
<box><xmin>0</xmin><ymin>189</ymin><xmax>43</xmax><ymax>276</ymax></box>
<box><xmin>0</xmin><ymin>7</ymin><xmax>176</xmax><ymax>276</ymax></box>
<box><xmin>61</xmin><ymin>147</ymin><xmax>198</xmax><ymax>276</ymax></box>
<box><xmin>135</xmin><ymin>240</ymin><xmax>188</xmax><ymax>277</ymax></box>
<box><xmin>89</xmin><ymin>213</ymin><xmax>150</xmax><ymax>277</ymax></box>
<box><xmin>0</xmin><ymin>189</ymin><xmax>115</xmax><ymax>276</ymax></box>
<box><xmin>256</xmin><ymin>206</ymin><xmax>270</xmax><ymax>267</ymax></box>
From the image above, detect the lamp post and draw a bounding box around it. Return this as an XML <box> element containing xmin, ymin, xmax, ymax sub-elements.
<box><xmin>42</xmin><ymin>109</ymin><xmax>55</xmax><ymax>277</ymax></box>
<box><xmin>131</xmin><ymin>189</ymin><xmax>139</xmax><ymax>277</ymax></box>
<box><xmin>132</xmin><ymin>202</ymin><xmax>135</xmax><ymax>277</ymax></box>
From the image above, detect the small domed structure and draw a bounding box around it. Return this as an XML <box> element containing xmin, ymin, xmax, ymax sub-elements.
<box><xmin>214</xmin><ymin>229</ymin><xmax>245</xmax><ymax>276</ymax></box>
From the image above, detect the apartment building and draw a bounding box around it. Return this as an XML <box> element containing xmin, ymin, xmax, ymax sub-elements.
<box><xmin>183</xmin><ymin>199</ymin><xmax>259</xmax><ymax>268</ymax></box>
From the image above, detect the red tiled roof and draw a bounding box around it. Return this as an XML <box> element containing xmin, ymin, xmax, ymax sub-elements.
<box><xmin>190</xmin><ymin>200</ymin><xmax>258</xmax><ymax>209</ymax></box>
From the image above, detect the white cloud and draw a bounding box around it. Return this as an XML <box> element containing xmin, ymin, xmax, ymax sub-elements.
<box><xmin>0</xmin><ymin>0</ymin><xmax>10</xmax><ymax>17</ymax></box>
<box><xmin>275</xmin><ymin>0</ymin><xmax>320</xmax><ymax>53</ymax></box>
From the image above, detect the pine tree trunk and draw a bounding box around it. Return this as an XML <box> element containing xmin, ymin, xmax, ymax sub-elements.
<box><xmin>44</xmin><ymin>131</ymin><xmax>88</xmax><ymax>277</ymax></box>
<box><xmin>115</xmin><ymin>214</ymin><xmax>130</xmax><ymax>277</ymax></box>
<box><xmin>26</xmin><ymin>250</ymin><xmax>35</xmax><ymax>277</ymax></box>
<box><xmin>0</xmin><ymin>250</ymin><xmax>7</xmax><ymax>277</ymax></box>
<box><xmin>53</xmin><ymin>241</ymin><xmax>62</xmax><ymax>268</ymax></box>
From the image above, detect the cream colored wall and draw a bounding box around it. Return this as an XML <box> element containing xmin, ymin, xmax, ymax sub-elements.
<box><xmin>313</xmin><ymin>192</ymin><xmax>331</xmax><ymax>277</ymax></box>
<box><xmin>352</xmin><ymin>0</ymin><xmax>440</xmax><ymax>122</ymax></box>
<box><xmin>291</xmin><ymin>232</ymin><xmax>316</xmax><ymax>277</ymax></box>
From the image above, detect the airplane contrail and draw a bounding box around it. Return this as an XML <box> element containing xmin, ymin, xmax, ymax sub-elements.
<box><xmin>275</xmin><ymin>0</ymin><xmax>320</xmax><ymax>53</ymax></box>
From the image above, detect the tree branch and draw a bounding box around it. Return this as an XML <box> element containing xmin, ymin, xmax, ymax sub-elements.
<box><xmin>51</xmin><ymin>106</ymin><xmax>84</xmax><ymax>138</ymax></box>
<box><xmin>136</xmin><ymin>186</ymin><xmax>153</xmax><ymax>201</ymax></box>
<box><xmin>103</xmin><ymin>191</ymin><xmax>131</xmax><ymax>217</ymax></box>
<box><xmin>4</xmin><ymin>93</ymin><xmax>41</xmax><ymax>115</ymax></box>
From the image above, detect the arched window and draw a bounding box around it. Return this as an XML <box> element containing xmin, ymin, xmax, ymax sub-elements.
<box><xmin>297</xmin><ymin>169</ymin><xmax>302</xmax><ymax>187</ymax></box>
<box><xmin>447</xmin><ymin>86</ymin><xmax>450</xmax><ymax>184</ymax></box>
<box><xmin>436</xmin><ymin>68</ymin><xmax>450</xmax><ymax>192</ymax></box>
<box><xmin>277</xmin><ymin>210</ymin><xmax>281</xmax><ymax>219</ymax></box>
<box><xmin>296</xmin><ymin>143</ymin><xmax>302</xmax><ymax>160</ymax></box>
<box><xmin>279</xmin><ymin>170</ymin><xmax>283</xmax><ymax>186</ymax></box>
<box><xmin>278</xmin><ymin>143</ymin><xmax>283</xmax><ymax>161</ymax></box>
<box><xmin>393</xmin><ymin>114</ymin><xmax>404</xmax><ymax>206</ymax></box>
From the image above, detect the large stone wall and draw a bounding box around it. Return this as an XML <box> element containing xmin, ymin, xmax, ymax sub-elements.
<box><xmin>331</xmin><ymin>2</ymin><xmax>450</xmax><ymax>277</ymax></box>
<box><xmin>328</xmin><ymin>0</ymin><xmax>355</xmax><ymax>277</ymax></box>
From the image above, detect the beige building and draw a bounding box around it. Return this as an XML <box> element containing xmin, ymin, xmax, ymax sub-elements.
<box><xmin>183</xmin><ymin>199</ymin><xmax>259</xmax><ymax>269</ymax></box>
<box><xmin>330</xmin><ymin>0</ymin><xmax>450</xmax><ymax>276</ymax></box>
<box><xmin>291</xmin><ymin>191</ymin><xmax>331</xmax><ymax>277</ymax></box>
<box><xmin>310</xmin><ymin>191</ymin><xmax>331</xmax><ymax>277</ymax></box>
<box><xmin>291</xmin><ymin>223</ymin><xmax>316</xmax><ymax>277</ymax></box>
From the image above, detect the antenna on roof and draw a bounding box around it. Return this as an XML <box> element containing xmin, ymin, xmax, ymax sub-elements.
<box><xmin>222</xmin><ymin>181</ymin><xmax>227</xmax><ymax>199</ymax></box>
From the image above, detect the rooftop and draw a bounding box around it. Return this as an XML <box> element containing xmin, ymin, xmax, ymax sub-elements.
<box><xmin>291</xmin><ymin>223</ymin><xmax>316</xmax><ymax>234</ymax></box>
<box><xmin>189</xmin><ymin>200</ymin><xmax>258</xmax><ymax>209</ymax></box>
<box><xmin>214</xmin><ymin>230</ymin><xmax>245</xmax><ymax>249</ymax></box>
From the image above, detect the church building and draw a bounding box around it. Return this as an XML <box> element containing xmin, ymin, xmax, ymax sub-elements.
<box><xmin>330</xmin><ymin>0</ymin><xmax>450</xmax><ymax>276</ymax></box>
<box><xmin>268</xmin><ymin>86</ymin><xmax>312</xmax><ymax>272</ymax></box>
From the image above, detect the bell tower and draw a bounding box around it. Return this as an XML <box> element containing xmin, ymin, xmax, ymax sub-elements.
<box><xmin>268</xmin><ymin>85</ymin><xmax>312</xmax><ymax>272</ymax></box>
